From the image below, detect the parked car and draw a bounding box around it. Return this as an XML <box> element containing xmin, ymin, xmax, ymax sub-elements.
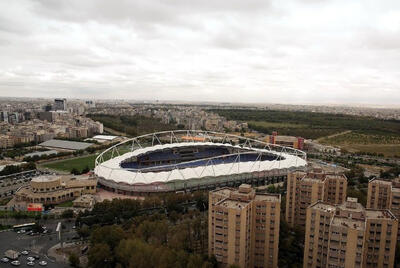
<box><xmin>27</xmin><ymin>261</ymin><xmax>35</xmax><ymax>266</ymax></box>
<box><xmin>1</xmin><ymin>257</ymin><xmax>9</xmax><ymax>263</ymax></box>
<box><xmin>39</xmin><ymin>260</ymin><xmax>47</xmax><ymax>266</ymax></box>
<box><xmin>21</xmin><ymin>251</ymin><xmax>29</xmax><ymax>255</ymax></box>
<box><xmin>11</xmin><ymin>260</ymin><xmax>21</xmax><ymax>266</ymax></box>
<box><xmin>27</xmin><ymin>256</ymin><xmax>35</xmax><ymax>262</ymax></box>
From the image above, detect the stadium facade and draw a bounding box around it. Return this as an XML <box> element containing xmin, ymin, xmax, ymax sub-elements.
<box><xmin>94</xmin><ymin>130</ymin><xmax>307</xmax><ymax>194</ymax></box>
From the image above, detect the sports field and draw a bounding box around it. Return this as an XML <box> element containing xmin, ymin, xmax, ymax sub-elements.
<box><xmin>42</xmin><ymin>147</ymin><xmax>130</xmax><ymax>173</ymax></box>
<box><xmin>42</xmin><ymin>154</ymin><xmax>98</xmax><ymax>172</ymax></box>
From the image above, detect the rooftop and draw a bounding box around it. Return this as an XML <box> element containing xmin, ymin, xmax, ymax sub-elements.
<box><xmin>31</xmin><ymin>175</ymin><xmax>60</xmax><ymax>183</ymax></box>
<box><xmin>365</xmin><ymin>209</ymin><xmax>396</xmax><ymax>220</ymax></box>
<box><xmin>309</xmin><ymin>201</ymin><xmax>336</xmax><ymax>213</ymax></box>
<box><xmin>302</xmin><ymin>177</ymin><xmax>324</xmax><ymax>183</ymax></box>
<box><xmin>211</xmin><ymin>187</ymin><xmax>233</xmax><ymax>198</ymax></box>
<box><xmin>39</xmin><ymin>139</ymin><xmax>92</xmax><ymax>151</ymax></box>
<box><xmin>217</xmin><ymin>199</ymin><xmax>249</xmax><ymax>209</ymax></box>
<box><xmin>370</xmin><ymin>179</ymin><xmax>392</xmax><ymax>186</ymax></box>
<box><xmin>92</xmin><ymin>135</ymin><xmax>118</xmax><ymax>140</ymax></box>
<box><xmin>254</xmin><ymin>193</ymin><xmax>280</xmax><ymax>202</ymax></box>
<box><xmin>338</xmin><ymin>198</ymin><xmax>364</xmax><ymax>213</ymax></box>
<box><xmin>331</xmin><ymin>216</ymin><xmax>365</xmax><ymax>231</ymax></box>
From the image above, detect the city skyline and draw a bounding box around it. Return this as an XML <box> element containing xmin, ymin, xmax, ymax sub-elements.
<box><xmin>0</xmin><ymin>0</ymin><xmax>400</xmax><ymax>105</ymax></box>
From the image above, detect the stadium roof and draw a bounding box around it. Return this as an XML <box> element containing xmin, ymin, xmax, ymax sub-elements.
<box><xmin>39</xmin><ymin>139</ymin><xmax>92</xmax><ymax>151</ymax></box>
<box><xmin>95</xmin><ymin>142</ymin><xmax>307</xmax><ymax>185</ymax></box>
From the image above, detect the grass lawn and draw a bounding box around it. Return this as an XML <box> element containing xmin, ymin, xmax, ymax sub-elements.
<box><xmin>41</xmin><ymin>146</ymin><xmax>131</xmax><ymax>173</ymax></box>
<box><xmin>320</xmin><ymin>132</ymin><xmax>400</xmax><ymax>145</ymax></box>
<box><xmin>42</xmin><ymin>154</ymin><xmax>98</xmax><ymax>172</ymax></box>
<box><xmin>57</xmin><ymin>200</ymin><xmax>74</xmax><ymax>207</ymax></box>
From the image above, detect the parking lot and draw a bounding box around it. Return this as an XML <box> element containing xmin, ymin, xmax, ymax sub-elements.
<box><xmin>0</xmin><ymin>220</ymin><xmax>77</xmax><ymax>267</ymax></box>
<box><xmin>0</xmin><ymin>170</ymin><xmax>50</xmax><ymax>198</ymax></box>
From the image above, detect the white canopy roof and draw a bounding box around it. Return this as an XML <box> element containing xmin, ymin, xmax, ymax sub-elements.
<box><xmin>95</xmin><ymin>142</ymin><xmax>307</xmax><ymax>185</ymax></box>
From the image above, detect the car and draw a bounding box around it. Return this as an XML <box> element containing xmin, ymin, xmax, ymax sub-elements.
<box><xmin>27</xmin><ymin>261</ymin><xmax>35</xmax><ymax>266</ymax></box>
<box><xmin>1</xmin><ymin>257</ymin><xmax>9</xmax><ymax>263</ymax></box>
<box><xmin>38</xmin><ymin>260</ymin><xmax>47</xmax><ymax>266</ymax></box>
<box><xmin>21</xmin><ymin>251</ymin><xmax>29</xmax><ymax>255</ymax></box>
<box><xmin>11</xmin><ymin>260</ymin><xmax>21</xmax><ymax>266</ymax></box>
<box><xmin>72</xmin><ymin>226</ymin><xmax>76</xmax><ymax>229</ymax></box>
<box><xmin>20</xmin><ymin>230</ymin><xmax>26</xmax><ymax>233</ymax></box>
<box><xmin>27</xmin><ymin>256</ymin><xmax>35</xmax><ymax>262</ymax></box>
<box><xmin>42</xmin><ymin>230</ymin><xmax>48</xmax><ymax>234</ymax></box>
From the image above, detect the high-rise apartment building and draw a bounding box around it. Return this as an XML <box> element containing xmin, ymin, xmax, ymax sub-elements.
<box><xmin>367</xmin><ymin>178</ymin><xmax>400</xmax><ymax>240</ymax></box>
<box><xmin>0</xmin><ymin>111</ymin><xmax>8</xmax><ymax>123</ymax></box>
<box><xmin>54</xmin><ymin>98</ymin><xmax>67</xmax><ymax>111</ymax></box>
<box><xmin>286</xmin><ymin>169</ymin><xmax>347</xmax><ymax>227</ymax></box>
<box><xmin>304</xmin><ymin>197</ymin><xmax>398</xmax><ymax>268</ymax></box>
<box><xmin>208</xmin><ymin>184</ymin><xmax>280</xmax><ymax>268</ymax></box>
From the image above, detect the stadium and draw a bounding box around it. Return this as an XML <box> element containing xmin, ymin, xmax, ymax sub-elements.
<box><xmin>94</xmin><ymin>130</ymin><xmax>307</xmax><ymax>194</ymax></box>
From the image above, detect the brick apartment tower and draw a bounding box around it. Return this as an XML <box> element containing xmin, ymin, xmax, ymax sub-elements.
<box><xmin>367</xmin><ymin>177</ymin><xmax>400</xmax><ymax>240</ymax></box>
<box><xmin>286</xmin><ymin>168</ymin><xmax>347</xmax><ymax>227</ymax></box>
<box><xmin>208</xmin><ymin>184</ymin><xmax>281</xmax><ymax>268</ymax></box>
<box><xmin>304</xmin><ymin>198</ymin><xmax>398</xmax><ymax>268</ymax></box>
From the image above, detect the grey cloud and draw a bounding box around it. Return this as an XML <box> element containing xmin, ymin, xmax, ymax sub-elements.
<box><xmin>0</xmin><ymin>0</ymin><xmax>399</xmax><ymax>105</ymax></box>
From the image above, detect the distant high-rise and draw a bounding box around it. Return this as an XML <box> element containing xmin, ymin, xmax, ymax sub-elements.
<box><xmin>286</xmin><ymin>168</ymin><xmax>347</xmax><ymax>227</ymax></box>
<box><xmin>44</xmin><ymin>104</ymin><xmax>52</xmax><ymax>112</ymax></box>
<box><xmin>54</xmin><ymin>98</ymin><xmax>67</xmax><ymax>111</ymax></box>
<box><xmin>304</xmin><ymin>197</ymin><xmax>398</xmax><ymax>268</ymax></box>
<box><xmin>367</xmin><ymin>178</ymin><xmax>400</xmax><ymax>240</ymax></box>
<box><xmin>85</xmin><ymin>100</ymin><xmax>96</xmax><ymax>108</ymax></box>
<box><xmin>209</xmin><ymin>184</ymin><xmax>280</xmax><ymax>268</ymax></box>
<box><xmin>0</xmin><ymin>111</ymin><xmax>8</xmax><ymax>123</ymax></box>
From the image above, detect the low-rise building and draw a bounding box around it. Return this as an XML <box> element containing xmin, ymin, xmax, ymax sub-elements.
<box><xmin>73</xmin><ymin>194</ymin><xmax>96</xmax><ymax>208</ymax></box>
<box><xmin>13</xmin><ymin>174</ymin><xmax>97</xmax><ymax>206</ymax></box>
<box><xmin>265</xmin><ymin>132</ymin><xmax>305</xmax><ymax>150</ymax></box>
<box><xmin>0</xmin><ymin>134</ymin><xmax>14</xmax><ymax>148</ymax></box>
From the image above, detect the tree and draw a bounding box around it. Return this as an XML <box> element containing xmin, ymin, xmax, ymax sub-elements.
<box><xmin>69</xmin><ymin>252</ymin><xmax>80</xmax><ymax>268</ymax></box>
<box><xmin>61</xmin><ymin>209</ymin><xmax>74</xmax><ymax>219</ymax></box>
<box><xmin>91</xmin><ymin>225</ymin><xmax>125</xmax><ymax>250</ymax></box>
<box><xmin>88</xmin><ymin>243</ymin><xmax>113</xmax><ymax>268</ymax></box>
<box><xmin>77</xmin><ymin>225</ymin><xmax>90</xmax><ymax>238</ymax></box>
<box><xmin>82</xmin><ymin>165</ymin><xmax>90</xmax><ymax>174</ymax></box>
<box><xmin>71</xmin><ymin>168</ymin><xmax>80</xmax><ymax>175</ymax></box>
<box><xmin>187</xmin><ymin>254</ymin><xmax>204</xmax><ymax>268</ymax></box>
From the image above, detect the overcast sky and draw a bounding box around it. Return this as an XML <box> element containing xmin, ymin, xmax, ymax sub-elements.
<box><xmin>0</xmin><ymin>0</ymin><xmax>399</xmax><ymax>105</ymax></box>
